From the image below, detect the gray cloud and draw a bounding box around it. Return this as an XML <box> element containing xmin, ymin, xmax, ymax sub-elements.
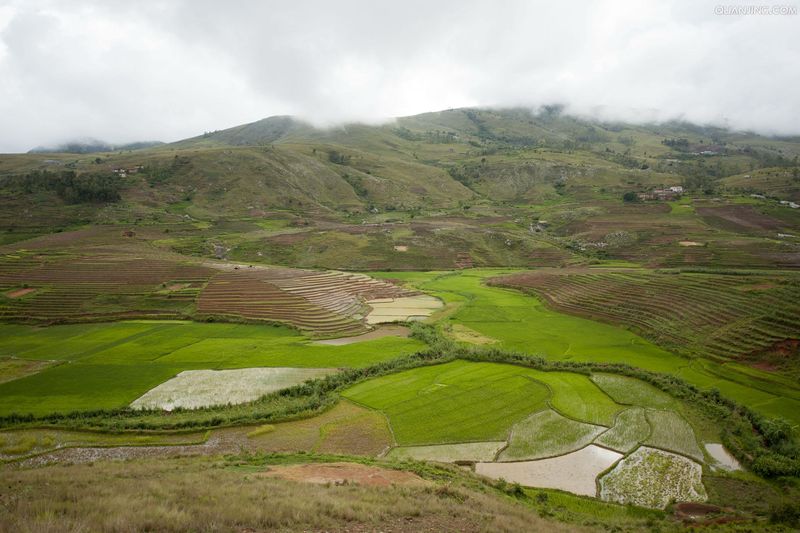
<box><xmin>1</xmin><ymin>0</ymin><xmax>799</xmax><ymax>152</ymax></box>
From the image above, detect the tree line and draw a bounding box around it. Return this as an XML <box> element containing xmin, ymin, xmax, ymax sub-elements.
<box><xmin>2</xmin><ymin>170</ymin><xmax>122</xmax><ymax>204</ymax></box>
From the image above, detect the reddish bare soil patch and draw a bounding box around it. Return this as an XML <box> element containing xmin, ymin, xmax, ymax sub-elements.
<box><xmin>261</xmin><ymin>462</ymin><xmax>429</xmax><ymax>487</ymax></box>
<box><xmin>771</xmin><ymin>338</ymin><xmax>800</xmax><ymax>356</ymax></box>
<box><xmin>5</xmin><ymin>287</ymin><xmax>35</xmax><ymax>298</ymax></box>
<box><xmin>674</xmin><ymin>502</ymin><xmax>743</xmax><ymax>525</ymax></box>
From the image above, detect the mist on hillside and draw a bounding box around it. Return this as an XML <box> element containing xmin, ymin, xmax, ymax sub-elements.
<box><xmin>1</xmin><ymin>1</ymin><xmax>799</xmax><ymax>152</ymax></box>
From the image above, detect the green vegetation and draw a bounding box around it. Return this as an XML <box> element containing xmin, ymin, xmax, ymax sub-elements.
<box><xmin>342</xmin><ymin>360</ymin><xmax>551</xmax><ymax>445</ymax></box>
<box><xmin>493</xmin><ymin>269</ymin><xmax>800</xmax><ymax>365</ymax></box>
<box><xmin>3</xmin><ymin>170</ymin><xmax>122</xmax><ymax>203</ymax></box>
<box><xmin>380</xmin><ymin>269</ymin><xmax>800</xmax><ymax>425</ymax></box>
<box><xmin>537</xmin><ymin>372</ymin><xmax>623</xmax><ymax>426</ymax></box>
<box><xmin>0</xmin><ymin>356</ymin><xmax>56</xmax><ymax>384</ymax></box>
<box><xmin>644</xmin><ymin>410</ymin><xmax>704</xmax><ymax>461</ymax></box>
<box><xmin>594</xmin><ymin>408</ymin><xmax>650</xmax><ymax>453</ymax></box>
<box><xmin>0</xmin><ymin>428</ymin><xmax>207</xmax><ymax>458</ymax></box>
<box><xmin>1</xmin><ymin>107</ymin><xmax>800</xmax><ymax>529</ymax></box>
<box><xmin>0</xmin><ymin>321</ymin><xmax>424</xmax><ymax>415</ymax></box>
<box><xmin>591</xmin><ymin>373</ymin><xmax>679</xmax><ymax>410</ymax></box>
<box><xmin>387</xmin><ymin>441</ymin><xmax>505</xmax><ymax>462</ymax></box>
<box><xmin>499</xmin><ymin>409</ymin><xmax>604</xmax><ymax>460</ymax></box>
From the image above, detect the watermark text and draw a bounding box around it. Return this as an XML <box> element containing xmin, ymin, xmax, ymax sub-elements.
<box><xmin>715</xmin><ymin>4</ymin><xmax>797</xmax><ymax>14</ymax></box>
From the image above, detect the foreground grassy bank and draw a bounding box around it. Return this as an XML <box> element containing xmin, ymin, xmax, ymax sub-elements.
<box><xmin>0</xmin><ymin>452</ymin><xmax>678</xmax><ymax>532</ymax></box>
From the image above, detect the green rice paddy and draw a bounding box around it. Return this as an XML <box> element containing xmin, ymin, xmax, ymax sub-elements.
<box><xmin>0</xmin><ymin>321</ymin><xmax>425</xmax><ymax>415</ymax></box>
<box><xmin>342</xmin><ymin>360</ymin><xmax>551</xmax><ymax>445</ymax></box>
<box><xmin>594</xmin><ymin>408</ymin><xmax>651</xmax><ymax>453</ymax></box>
<box><xmin>372</xmin><ymin>269</ymin><xmax>800</xmax><ymax>425</ymax></box>
<box><xmin>644</xmin><ymin>410</ymin><xmax>704</xmax><ymax>461</ymax></box>
<box><xmin>499</xmin><ymin>409</ymin><xmax>604</xmax><ymax>460</ymax></box>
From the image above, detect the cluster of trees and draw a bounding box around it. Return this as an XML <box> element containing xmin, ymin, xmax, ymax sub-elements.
<box><xmin>142</xmin><ymin>155</ymin><xmax>190</xmax><ymax>187</ymax></box>
<box><xmin>328</xmin><ymin>150</ymin><xmax>351</xmax><ymax>165</ymax></box>
<box><xmin>392</xmin><ymin>127</ymin><xmax>459</xmax><ymax>144</ymax></box>
<box><xmin>662</xmin><ymin>137</ymin><xmax>691</xmax><ymax>150</ymax></box>
<box><xmin>447</xmin><ymin>162</ymin><xmax>482</xmax><ymax>188</ymax></box>
<box><xmin>341</xmin><ymin>173</ymin><xmax>368</xmax><ymax>198</ymax></box>
<box><xmin>4</xmin><ymin>170</ymin><xmax>122</xmax><ymax>204</ymax></box>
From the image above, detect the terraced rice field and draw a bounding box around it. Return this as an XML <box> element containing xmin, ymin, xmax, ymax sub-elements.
<box><xmin>478</xmin><ymin>445</ymin><xmax>623</xmax><ymax>497</ymax></box>
<box><xmin>0</xmin><ymin>249</ymin><xmax>423</xmax><ymax>338</ymax></box>
<box><xmin>538</xmin><ymin>372</ymin><xmax>623</xmax><ymax>426</ymax></box>
<box><xmin>386</xmin><ymin>441</ymin><xmax>506</xmax><ymax>462</ymax></box>
<box><xmin>644</xmin><ymin>410</ymin><xmax>704</xmax><ymax>461</ymax></box>
<box><xmin>594</xmin><ymin>408</ymin><xmax>651</xmax><ymax>453</ymax></box>
<box><xmin>0</xmin><ymin>251</ymin><xmax>214</xmax><ymax>321</ymax></box>
<box><xmin>599</xmin><ymin>447</ymin><xmax>707</xmax><ymax>509</ymax></box>
<box><xmin>0</xmin><ymin>321</ymin><xmax>425</xmax><ymax>415</ymax></box>
<box><xmin>343</xmin><ymin>361</ymin><xmax>552</xmax><ymax>445</ymax></box>
<box><xmin>590</xmin><ymin>374</ymin><xmax>679</xmax><ymax>410</ymax></box>
<box><xmin>499</xmin><ymin>410</ymin><xmax>605</xmax><ymax>460</ymax></box>
<box><xmin>198</xmin><ymin>268</ymin><xmax>417</xmax><ymax>336</ymax></box>
<box><xmin>0</xmin><ymin>429</ymin><xmax>209</xmax><ymax>460</ymax></box>
<box><xmin>364</xmin><ymin>294</ymin><xmax>443</xmax><ymax>324</ymax></box>
<box><xmin>492</xmin><ymin>269</ymin><xmax>800</xmax><ymax>361</ymax></box>
<box><xmin>347</xmin><ymin>358</ymin><xmax>717</xmax><ymax>505</ymax></box>
<box><xmin>343</xmin><ymin>361</ymin><xmax>627</xmax><ymax>446</ymax></box>
<box><xmin>244</xmin><ymin>400</ymin><xmax>394</xmax><ymax>457</ymax></box>
<box><xmin>0</xmin><ymin>356</ymin><xmax>55</xmax><ymax>384</ymax></box>
<box><xmin>130</xmin><ymin>367</ymin><xmax>337</xmax><ymax>410</ymax></box>
<box><xmin>372</xmin><ymin>270</ymin><xmax>800</xmax><ymax>424</ymax></box>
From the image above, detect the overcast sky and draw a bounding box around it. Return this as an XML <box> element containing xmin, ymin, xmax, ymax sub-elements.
<box><xmin>0</xmin><ymin>0</ymin><xmax>798</xmax><ymax>152</ymax></box>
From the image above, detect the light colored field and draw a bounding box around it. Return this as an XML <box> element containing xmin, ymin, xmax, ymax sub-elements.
<box><xmin>449</xmin><ymin>324</ymin><xmax>497</xmax><ymax>345</ymax></box>
<box><xmin>644</xmin><ymin>410</ymin><xmax>703</xmax><ymax>461</ymax></box>
<box><xmin>131</xmin><ymin>367</ymin><xmax>337</xmax><ymax>410</ymax></box>
<box><xmin>590</xmin><ymin>374</ymin><xmax>678</xmax><ymax>410</ymax></box>
<box><xmin>705</xmin><ymin>443</ymin><xmax>741</xmax><ymax>471</ymax></box>
<box><xmin>0</xmin><ymin>429</ymin><xmax>207</xmax><ymax>459</ymax></box>
<box><xmin>0</xmin><ymin>357</ymin><xmax>55</xmax><ymax>385</ymax></box>
<box><xmin>499</xmin><ymin>409</ymin><xmax>604</xmax><ymax>461</ymax></box>
<box><xmin>245</xmin><ymin>399</ymin><xmax>394</xmax><ymax>457</ymax></box>
<box><xmin>313</xmin><ymin>325</ymin><xmax>410</xmax><ymax>346</ymax></box>
<box><xmin>365</xmin><ymin>295</ymin><xmax>443</xmax><ymax>324</ymax></box>
<box><xmin>387</xmin><ymin>441</ymin><xmax>506</xmax><ymax>462</ymax></box>
<box><xmin>477</xmin><ymin>445</ymin><xmax>622</xmax><ymax>497</ymax></box>
<box><xmin>599</xmin><ymin>447</ymin><xmax>706</xmax><ymax>509</ymax></box>
<box><xmin>594</xmin><ymin>408</ymin><xmax>650</xmax><ymax>453</ymax></box>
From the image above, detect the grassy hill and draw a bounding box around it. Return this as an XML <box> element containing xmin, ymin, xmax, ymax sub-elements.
<box><xmin>1</xmin><ymin>106</ymin><xmax>799</xmax><ymax>270</ymax></box>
